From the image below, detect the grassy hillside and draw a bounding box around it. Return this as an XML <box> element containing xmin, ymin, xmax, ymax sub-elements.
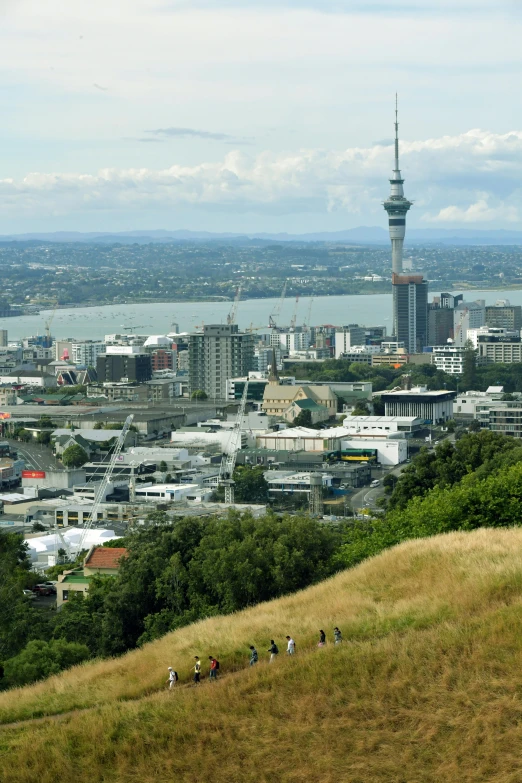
<box><xmin>2</xmin><ymin>527</ymin><xmax>522</xmax><ymax>782</ymax></box>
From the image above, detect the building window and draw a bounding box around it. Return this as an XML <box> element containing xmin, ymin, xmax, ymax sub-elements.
<box><xmin>62</xmin><ymin>590</ymin><xmax>69</xmax><ymax>601</ymax></box>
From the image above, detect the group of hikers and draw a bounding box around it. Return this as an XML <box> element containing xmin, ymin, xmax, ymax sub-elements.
<box><xmin>166</xmin><ymin>627</ymin><xmax>343</xmax><ymax>689</ymax></box>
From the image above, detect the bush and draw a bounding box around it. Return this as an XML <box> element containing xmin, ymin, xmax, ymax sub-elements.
<box><xmin>3</xmin><ymin>638</ymin><xmax>90</xmax><ymax>687</ymax></box>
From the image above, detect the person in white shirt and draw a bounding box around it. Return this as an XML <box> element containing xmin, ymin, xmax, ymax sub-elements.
<box><xmin>166</xmin><ymin>667</ymin><xmax>178</xmax><ymax>689</ymax></box>
<box><xmin>285</xmin><ymin>635</ymin><xmax>295</xmax><ymax>655</ymax></box>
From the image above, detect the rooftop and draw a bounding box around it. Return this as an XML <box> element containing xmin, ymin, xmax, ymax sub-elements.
<box><xmin>85</xmin><ymin>546</ymin><xmax>127</xmax><ymax>569</ymax></box>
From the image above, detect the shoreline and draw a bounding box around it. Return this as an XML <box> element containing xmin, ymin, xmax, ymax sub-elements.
<box><xmin>22</xmin><ymin>283</ymin><xmax>522</xmax><ymax>315</ymax></box>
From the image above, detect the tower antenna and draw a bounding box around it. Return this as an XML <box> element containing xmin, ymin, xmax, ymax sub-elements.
<box><xmin>383</xmin><ymin>94</ymin><xmax>412</xmax><ymax>275</ymax></box>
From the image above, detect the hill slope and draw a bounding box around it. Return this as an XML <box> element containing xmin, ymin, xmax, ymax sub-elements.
<box><xmin>2</xmin><ymin>528</ymin><xmax>522</xmax><ymax>782</ymax></box>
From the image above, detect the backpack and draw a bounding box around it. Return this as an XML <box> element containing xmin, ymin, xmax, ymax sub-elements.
<box><xmin>215</xmin><ymin>660</ymin><xmax>220</xmax><ymax>670</ymax></box>
<box><xmin>273</xmin><ymin>644</ymin><xmax>279</xmax><ymax>655</ymax></box>
<box><xmin>171</xmin><ymin>670</ymin><xmax>178</xmax><ymax>681</ymax></box>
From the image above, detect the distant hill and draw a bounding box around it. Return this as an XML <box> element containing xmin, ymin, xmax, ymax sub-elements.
<box><xmin>1</xmin><ymin>527</ymin><xmax>522</xmax><ymax>782</ymax></box>
<box><xmin>3</xmin><ymin>227</ymin><xmax>522</xmax><ymax>245</ymax></box>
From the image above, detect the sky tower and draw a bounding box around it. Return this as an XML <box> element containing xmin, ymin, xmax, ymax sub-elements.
<box><xmin>383</xmin><ymin>96</ymin><xmax>412</xmax><ymax>274</ymax></box>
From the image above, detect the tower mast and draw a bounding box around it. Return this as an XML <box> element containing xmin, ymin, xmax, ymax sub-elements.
<box><xmin>383</xmin><ymin>95</ymin><xmax>412</xmax><ymax>274</ymax></box>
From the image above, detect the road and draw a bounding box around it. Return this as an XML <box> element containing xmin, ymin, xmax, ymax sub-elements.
<box><xmin>8</xmin><ymin>440</ymin><xmax>63</xmax><ymax>473</ymax></box>
<box><xmin>349</xmin><ymin>462</ymin><xmax>409</xmax><ymax>513</ymax></box>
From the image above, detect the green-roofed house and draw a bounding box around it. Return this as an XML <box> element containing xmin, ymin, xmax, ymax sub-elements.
<box><xmin>284</xmin><ymin>397</ymin><xmax>330</xmax><ymax>425</ymax></box>
<box><xmin>56</xmin><ymin>546</ymin><xmax>127</xmax><ymax>607</ymax></box>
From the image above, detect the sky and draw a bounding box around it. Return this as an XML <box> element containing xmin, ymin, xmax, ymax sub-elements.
<box><xmin>1</xmin><ymin>0</ymin><xmax>522</xmax><ymax>234</ymax></box>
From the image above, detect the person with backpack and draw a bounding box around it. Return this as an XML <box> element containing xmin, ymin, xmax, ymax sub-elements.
<box><xmin>208</xmin><ymin>656</ymin><xmax>220</xmax><ymax>680</ymax></box>
<box><xmin>318</xmin><ymin>630</ymin><xmax>326</xmax><ymax>647</ymax></box>
<box><xmin>193</xmin><ymin>656</ymin><xmax>202</xmax><ymax>685</ymax></box>
<box><xmin>249</xmin><ymin>645</ymin><xmax>259</xmax><ymax>666</ymax></box>
<box><xmin>267</xmin><ymin>639</ymin><xmax>279</xmax><ymax>663</ymax></box>
<box><xmin>166</xmin><ymin>667</ymin><xmax>178</xmax><ymax>689</ymax></box>
<box><xmin>334</xmin><ymin>627</ymin><xmax>343</xmax><ymax>645</ymax></box>
<box><xmin>286</xmin><ymin>635</ymin><xmax>295</xmax><ymax>655</ymax></box>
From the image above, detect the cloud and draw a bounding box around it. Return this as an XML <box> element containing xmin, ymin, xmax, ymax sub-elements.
<box><xmin>93</xmin><ymin>83</ymin><xmax>109</xmax><ymax>91</ymax></box>
<box><xmin>423</xmin><ymin>199</ymin><xmax>520</xmax><ymax>224</ymax></box>
<box><xmin>3</xmin><ymin>128</ymin><xmax>522</xmax><ymax>226</ymax></box>
<box><xmin>147</xmin><ymin>127</ymin><xmax>234</xmax><ymax>141</ymax></box>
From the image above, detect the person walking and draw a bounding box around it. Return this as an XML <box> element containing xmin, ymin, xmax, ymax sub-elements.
<box><xmin>193</xmin><ymin>656</ymin><xmax>201</xmax><ymax>685</ymax></box>
<box><xmin>166</xmin><ymin>667</ymin><xmax>178</xmax><ymax>689</ymax></box>
<box><xmin>249</xmin><ymin>645</ymin><xmax>259</xmax><ymax>666</ymax></box>
<box><xmin>334</xmin><ymin>627</ymin><xmax>343</xmax><ymax>645</ymax></box>
<box><xmin>267</xmin><ymin>639</ymin><xmax>279</xmax><ymax>663</ymax></box>
<box><xmin>208</xmin><ymin>656</ymin><xmax>219</xmax><ymax>680</ymax></box>
<box><xmin>318</xmin><ymin>630</ymin><xmax>326</xmax><ymax>647</ymax></box>
<box><xmin>286</xmin><ymin>635</ymin><xmax>295</xmax><ymax>655</ymax></box>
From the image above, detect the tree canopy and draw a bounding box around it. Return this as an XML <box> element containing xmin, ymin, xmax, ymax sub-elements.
<box><xmin>61</xmin><ymin>443</ymin><xmax>89</xmax><ymax>468</ymax></box>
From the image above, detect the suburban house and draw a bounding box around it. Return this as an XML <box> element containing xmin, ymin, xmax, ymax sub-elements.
<box><xmin>52</xmin><ymin>428</ymin><xmax>137</xmax><ymax>458</ymax></box>
<box><xmin>56</xmin><ymin>545</ymin><xmax>127</xmax><ymax>607</ymax></box>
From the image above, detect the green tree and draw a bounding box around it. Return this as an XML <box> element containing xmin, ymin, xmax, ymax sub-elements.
<box><xmin>159</xmin><ymin>460</ymin><xmax>168</xmax><ymax>473</ymax></box>
<box><xmin>191</xmin><ymin>389</ymin><xmax>208</xmax><ymax>400</ymax></box>
<box><xmin>290</xmin><ymin>409</ymin><xmax>313</xmax><ymax>428</ymax></box>
<box><xmin>3</xmin><ymin>638</ymin><xmax>90</xmax><ymax>687</ymax></box>
<box><xmin>61</xmin><ymin>443</ymin><xmax>89</xmax><ymax>468</ymax></box>
<box><xmin>351</xmin><ymin>401</ymin><xmax>370</xmax><ymax>416</ymax></box>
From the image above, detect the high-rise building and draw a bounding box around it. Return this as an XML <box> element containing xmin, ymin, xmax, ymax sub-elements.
<box><xmin>453</xmin><ymin>301</ymin><xmax>486</xmax><ymax>347</ymax></box>
<box><xmin>71</xmin><ymin>341</ymin><xmax>106</xmax><ymax>367</ymax></box>
<box><xmin>383</xmin><ymin>96</ymin><xmax>412</xmax><ymax>274</ymax></box>
<box><xmin>392</xmin><ymin>274</ymin><xmax>428</xmax><ymax>353</ymax></box>
<box><xmin>187</xmin><ymin>324</ymin><xmax>254</xmax><ymax>399</ymax></box>
<box><xmin>0</xmin><ymin>330</ymin><xmax>7</xmax><ymax>348</ymax></box>
<box><xmin>334</xmin><ymin>326</ymin><xmax>366</xmax><ymax>358</ymax></box>
<box><xmin>428</xmin><ymin>304</ymin><xmax>454</xmax><ymax>346</ymax></box>
<box><xmin>96</xmin><ymin>346</ymin><xmax>152</xmax><ymax>383</ymax></box>
<box><xmin>485</xmin><ymin>302</ymin><xmax>522</xmax><ymax>332</ymax></box>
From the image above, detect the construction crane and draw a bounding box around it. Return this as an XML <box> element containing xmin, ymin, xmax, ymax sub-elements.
<box><xmin>290</xmin><ymin>295</ymin><xmax>300</xmax><ymax>330</ymax></box>
<box><xmin>44</xmin><ymin>301</ymin><xmax>58</xmax><ymax>347</ymax></box>
<box><xmin>75</xmin><ymin>415</ymin><xmax>135</xmax><ymax>556</ymax></box>
<box><xmin>218</xmin><ymin>381</ymin><xmax>249</xmax><ymax>504</ymax></box>
<box><xmin>227</xmin><ymin>284</ymin><xmax>242</xmax><ymax>325</ymax></box>
<box><xmin>269</xmin><ymin>281</ymin><xmax>287</xmax><ymax>328</ymax></box>
<box><xmin>303</xmin><ymin>297</ymin><xmax>314</xmax><ymax>332</ymax></box>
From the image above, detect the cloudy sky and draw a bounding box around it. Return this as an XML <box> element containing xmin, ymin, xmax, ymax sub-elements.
<box><xmin>1</xmin><ymin>0</ymin><xmax>522</xmax><ymax>233</ymax></box>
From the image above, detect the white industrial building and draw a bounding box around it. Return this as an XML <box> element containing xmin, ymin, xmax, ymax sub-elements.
<box><xmin>265</xmin><ymin>471</ymin><xmax>333</xmax><ymax>497</ymax></box>
<box><xmin>453</xmin><ymin>387</ymin><xmax>505</xmax><ymax>418</ymax></box>
<box><xmin>381</xmin><ymin>388</ymin><xmax>456</xmax><ymax>424</ymax></box>
<box><xmin>135</xmin><ymin>483</ymin><xmax>212</xmax><ymax>503</ymax></box>
<box><xmin>25</xmin><ymin>527</ymin><xmax>119</xmax><ymax>568</ymax></box>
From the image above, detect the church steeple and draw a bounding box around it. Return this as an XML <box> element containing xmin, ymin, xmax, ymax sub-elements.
<box><xmin>268</xmin><ymin>347</ymin><xmax>280</xmax><ymax>385</ymax></box>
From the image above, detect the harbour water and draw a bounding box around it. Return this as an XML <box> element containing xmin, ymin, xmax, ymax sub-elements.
<box><xmin>0</xmin><ymin>289</ymin><xmax>519</xmax><ymax>341</ymax></box>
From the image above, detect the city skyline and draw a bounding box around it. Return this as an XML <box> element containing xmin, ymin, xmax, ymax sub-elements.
<box><xmin>1</xmin><ymin>1</ymin><xmax>522</xmax><ymax>233</ymax></box>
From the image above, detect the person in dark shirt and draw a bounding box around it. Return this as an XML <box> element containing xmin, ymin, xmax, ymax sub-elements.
<box><xmin>267</xmin><ymin>640</ymin><xmax>279</xmax><ymax>663</ymax></box>
<box><xmin>318</xmin><ymin>629</ymin><xmax>326</xmax><ymax>647</ymax></box>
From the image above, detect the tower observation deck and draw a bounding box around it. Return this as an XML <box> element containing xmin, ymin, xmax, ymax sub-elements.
<box><xmin>383</xmin><ymin>96</ymin><xmax>412</xmax><ymax>274</ymax></box>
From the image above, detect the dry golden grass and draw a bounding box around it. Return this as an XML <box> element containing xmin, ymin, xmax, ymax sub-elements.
<box><xmin>1</xmin><ymin>528</ymin><xmax>522</xmax><ymax>782</ymax></box>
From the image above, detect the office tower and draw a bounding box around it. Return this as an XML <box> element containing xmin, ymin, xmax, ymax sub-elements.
<box><xmin>0</xmin><ymin>330</ymin><xmax>7</xmax><ymax>348</ymax></box>
<box><xmin>485</xmin><ymin>302</ymin><xmax>522</xmax><ymax>332</ymax></box>
<box><xmin>392</xmin><ymin>274</ymin><xmax>428</xmax><ymax>353</ymax></box>
<box><xmin>96</xmin><ymin>346</ymin><xmax>152</xmax><ymax>383</ymax></box>
<box><xmin>428</xmin><ymin>303</ymin><xmax>454</xmax><ymax>345</ymax></box>
<box><xmin>383</xmin><ymin>96</ymin><xmax>412</xmax><ymax>274</ymax></box>
<box><xmin>187</xmin><ymin>324</ymin><xmax>254</xmax><ymax>399</ymax></box>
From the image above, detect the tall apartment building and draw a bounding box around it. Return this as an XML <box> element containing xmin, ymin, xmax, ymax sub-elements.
<box><xmin>71</xmin><ymin>341</ymin><xmax>106</xmax><ymax>367</ymax></box>
<box><xmin>431</xmin><ymin>345</ymin><xmax>466</xmax><ymax>375</ymax></box>
<box><xmin>485</xmin><ymin>303</ymin><xmax>522</xmax><ymax>331</ymax></box>
<box><xmin>187</xmin><ymin>324</ymin><xmax>254</xmax><ymax>399</ymax></box>
<box><xmin>0</xmin><ymin>330</ymin><xmax>7</xmax><ymax>348</ymax></box>
<box><xmin>334</xmin><ymin>325</ymin><xmax>366</xmax><ymax>358</ymax></box>
<box><xmin>392</xmin><ymin>274</ymin><xmax>428</xmax><ymax>353</ymax></box>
